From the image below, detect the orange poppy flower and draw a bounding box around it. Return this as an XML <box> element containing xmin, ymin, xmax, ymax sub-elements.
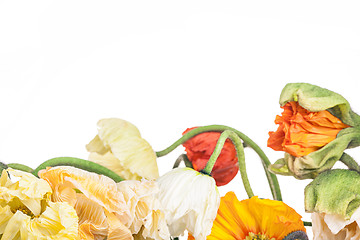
<box><xmin>189</xmin><ymin>192</ymin><xmax>306</xmax><ymax>240</ymax></box>
<box><xmin>182</xmin><ymin>127</ymin><xmax>238</xmax><ymax>186</ymax></box>
<box><xmin>268</xmin><ymin>101</ymin><xmax>349</xmax><ymax>157</ymax></box>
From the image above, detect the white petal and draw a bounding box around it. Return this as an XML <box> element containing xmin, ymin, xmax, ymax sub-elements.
<box><xmin>157</xmin><ymin>168</ymin><xmax>220</xmax><ymax>240</ymax></box>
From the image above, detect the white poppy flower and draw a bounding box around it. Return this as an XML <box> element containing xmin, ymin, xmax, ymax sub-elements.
<box><xmin>156</xmin><ymin>167</ymin><xmax>220</xmax><ymax>240</ymax></box>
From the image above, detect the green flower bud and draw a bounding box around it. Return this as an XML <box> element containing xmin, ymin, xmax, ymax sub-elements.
<box><xmin>305</xmin><ymin>169</ymin><xmax>360</xmax><ymax>218</ymax></box>
<box><xmin>305</xmin><ymin>169</ymin><xmax>360</xmax><ymax>239</ymax></box>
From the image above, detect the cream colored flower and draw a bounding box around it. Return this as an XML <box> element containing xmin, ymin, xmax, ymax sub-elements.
<box><xmin>305</xmin><ymin>169</ymin><xmax>360</xmax><ymax>240</ymax></box>
<box><xmin>0</xmin><ymin>169</ymin><xmax>79</xmax><ymax>240</ymax></box>
<box><xmin>156</xmin><ymin>167</ymin><xmax>220</xmax><ymax>240</ymax></box>
<box><xmin>116</xmin><ymin>179</ymin><xmax>170</xmax><ymax>240</ymax></box>
<box><xmin>39</xmin><ymin>166</ymin><xmax>132</xmax><ymax>240</ymax></box>
<box><xmin>86</xmin><ymin>118</ymin><xmax>159</xmax><ymax>180</ymax></box>
<box><xmin>312</xmin><ymin>207</ymin><xmax>360</xmax><ymax>240</ymax></box>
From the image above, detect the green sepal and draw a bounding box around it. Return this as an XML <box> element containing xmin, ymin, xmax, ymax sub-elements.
<box><xmin>280</xmin><ymin>82</ymin><xmax>360</xmax><ymax>127</ymax></box>
<box><xmin>270</xmin><ymin>125</ymin><xmax>360</xmax><ymax>179</ymax></box>
<box><xmin>305</xmin><ymin>169</ymin><xmax>360</xmax><ymax>219</ymax></box>
<box><xmin>268</xmin><ymin>158</ymin><xmax>293</xmax><ymax>176</ymax></box>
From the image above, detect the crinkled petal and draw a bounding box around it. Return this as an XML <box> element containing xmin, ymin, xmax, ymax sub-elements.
<box><xmin>24</xmin><ymin>202</ymin><xmax>79</xmax><ymax>240</ymax></box>
<box><xmin>116</xmin><ymin>179</ymin><xmax>170</xmax><ymax>240</ymax></box>
<box><xmin>0</xmin><ymin>169</ymin><xmax>52</xmax><ymax>216</ymax></box>
<box><xmin>86</xmin><ymin>118</ymin><xmax>159</xmax><ymax>180</ymax></box>
<box><xmin>75</xmin><ymin>193</ymin><xmax>108</xmax><ymax>240</ymax></box>
<box><xmin>39</xmin><ymin>166</ymin><xmax>128</xmax><ymax>215</ymax></box>
<box><xmin>157</xmin><ymin>168</ymin><xmax>220</xmax><ymax>240</ymax></box>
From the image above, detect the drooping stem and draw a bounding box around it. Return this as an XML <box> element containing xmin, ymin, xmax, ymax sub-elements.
<box><xmin>172</xmin><ymin>154</ymin><xmax>193</xmax><ymax>169</ymax></box>
<box><xmin>7</xmin><ymin>163</ymin><xmax>34</xmax><ymax>173</ymax></box>
<box><xmin>203</xmin><ymin>130</ymin><xmax>254</xmax><ymax>198</ymax></box>
<box><xmin>340</xmin><ymin>153</ymin><xmax>360</xmax><ymax>172</ymax></box>
<box><xmin>32</xmin><ymin>157</ymin><xmax>124</xmax><ymax>182</ymax></box>
<box><xmin>156</xmin><ymin>125</ymin><xmax>282</xmax><ymax>201</ymax></box>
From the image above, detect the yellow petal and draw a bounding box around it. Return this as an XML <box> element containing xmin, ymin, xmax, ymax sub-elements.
<box><xmin>24</xmin><ymin>201</ymin><xmax>79</xmax><ymax>240</ymax></box>
<box><xmin>75</xmin><ymin>193</ymin><xmax>109</xmax><ymax>240</ymax></box>
<box><xmin>0</xmin><ymin>169</ymin><xmax>52</xmax><ymax>216</ymax></box>
<box><xmin>1</xmin><ymin>210</ymin><xmax>29</xmax><ymax>240</ymax></box>
<box><xmin>0</xmin><ymin>205</ymin><xmax>15</xmax><ymax>235</ymax></box>
<box><xmin>39</xmin><ymin>166</ymin><xmax>128</xmax><ymax>215</ymax></box>
<box><xmin>86</xmin><ymin>118</ymin><xmax>159</xmax><ymax>180</ymax></box>
<box><xmin>104</xmin><ymin>209</ymin><xmax>133</xmax><ymax>240</ymax></box>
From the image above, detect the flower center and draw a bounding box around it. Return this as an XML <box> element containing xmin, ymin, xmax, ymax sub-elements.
<box><xmin>9</xmin><ymin>197</ymin><xmax>35</xmax><ymax>218</ymax></box>
<box><xmin>245</xmin><ymin>232</ymin><xmax>275</xmax><ymax>240</ymax></box>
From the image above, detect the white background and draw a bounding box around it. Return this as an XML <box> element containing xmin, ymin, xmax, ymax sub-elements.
<box><xmin>1</xmin><ymin>1</ymin><xmax>360</xmax><ymax>239</ymax></box>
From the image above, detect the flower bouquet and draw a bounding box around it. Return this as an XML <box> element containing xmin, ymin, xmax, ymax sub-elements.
<box><xmin>1</xmin><ymin>82</ymin><xmax>360</xmax><ymax>240</ymax></box>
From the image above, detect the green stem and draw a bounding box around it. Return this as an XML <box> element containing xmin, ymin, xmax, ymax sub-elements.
<box><xmin>172</xmin><ymin>154</ymin><xmax>193</xmax><ymax>169</ymax></box>
<box><xmin>156</xmin><ymin>125</ymin><xmax>282</xmax><ymax>201</ymax></box>
<box><xmin>203</xmin><ymin>130</ymin><xmax>254</xmax><ymax>198</ymax></box>
<box><xmin>303</xmin><ymin>221</ymin><xmax>312</xmax><ymax>227</ymax></box>
<box><xmin>340</xmin><ymin>153</ymin><xmax>360</xmax><ymax>172</ymax></box>
<box><xmin>32</xmin><ymin>157</ymin><xmax>124</xmax><ymax>182</ymax></box>
<box><xmin>7</xmin><ymin>163</ymin><xmax>34</xmax><ymax>173</ymax></box>
<box><xmin>0</xmin><ymin>162</ymin><xmax>8</xmax><ymax>172</ymax></box>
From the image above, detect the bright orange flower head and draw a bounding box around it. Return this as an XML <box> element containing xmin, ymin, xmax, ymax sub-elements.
<box><xmin>268</xmin><ymin>101</ymin><xmax>349</xmax><ymax>157</ymax></box>
<box><xmin>191</xmin><ymin>192</ymin><xmax>306</xmax><ymax>240</ymax></box>
<box><xmin>182</xmin><ymin>127</ymin><xmax>238</xmax><ymax>186</ymax></box>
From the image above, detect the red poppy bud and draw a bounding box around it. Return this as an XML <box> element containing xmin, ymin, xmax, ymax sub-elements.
<box><xmin>182</xmin><ymin>127</ymin><xmax>238</xmax><ymax>186</ymax></box>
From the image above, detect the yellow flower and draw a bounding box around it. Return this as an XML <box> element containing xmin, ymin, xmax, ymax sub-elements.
<box><xmin>203</xmin><ymin>192</ymin><xmax>307</xmax><ymax>240</ymax></box>
<box><xmin>39</xmin><ymin>166</ymin><xmax>132</xmax><ymax>240</ymax></box>
<box><xmin>0</xmin><ymin>169</ymin><xmax>79</xmax><ymax>239</ymax></box>
<box><xmin>86</xmin><ymin>118</ymin><xmax>159</xmax><ymax>180</ymax></box>
<box><xmin>117</xmin><ymin>179</ymin><xmax>170</xmax><ymax>240</ymax></box>
<box><xmin>156</xmin><ymin>167</ymin><xmax>220</xmax><ymax>240</ymax></box>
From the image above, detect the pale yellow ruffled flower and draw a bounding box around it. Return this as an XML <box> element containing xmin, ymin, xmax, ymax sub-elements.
<box><xmin>86</xmin><ymin>118</ymin><xmax>159</xmax><ymax>180</ymax></box>
<box><xmin>39</xmin><ymin>166</ymin><xmax>133</xmax><ymax>240</ymax></box>
<box><xmin>0</xmin><ymin>169</ymin><xmax>79</xmax><ymax>240</ymax></box>
<box><xmin>116</xmin><ymin>180</ymin><xmax>170</xmax><ymax>240</ymax></box>
<box><xmin>156</xmin><ymin>168</ymin><xmax>220</xmax><ymax>240</ymax></box>
<box><xmin>312</xmin><ymin>207</ymin><xmax>360</xmax><ymax>240</ymax></box>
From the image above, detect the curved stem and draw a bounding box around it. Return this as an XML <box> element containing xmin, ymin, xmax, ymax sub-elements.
<box><xmin>7</xmin><ymin>163</ymin><xmax>34</xmax><ymax>173</ymax></box>
<box><xmin>340</xmin><ymin>153</ymin><xmax>360</xmax><ymax>172</ymax></box>
<box><xmin>203</xmin><ymin>130</ymin><xmax>254</xmax><ymax>198</ymax></box>
<box><xmin>32</xmin><ymin>157</ymin><xmax>124</xmax><ymax>182</ymax></box>
<box><xmin>172</xmin><ymin>154</ymin><xmax>193</xmax><ymax>169</ymax></box>
<box><xmin>156</xmin><ymin>125</ymin><xmax>282</xmax><ymax>201</ymax></box>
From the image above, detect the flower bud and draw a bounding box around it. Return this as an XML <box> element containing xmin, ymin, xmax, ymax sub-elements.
<box><xmin>305</xmin><ymin>169</ymin><xmax>360</xmax><ymax>239</ymax></box>
<box><xmin>269</xmin><ymin>83</ymin><xmax>360</xmax><ymax>179</ymax></box>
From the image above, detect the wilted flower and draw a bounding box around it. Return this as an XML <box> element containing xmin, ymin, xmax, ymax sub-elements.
<box><xmin>305</xmin><ymin>169</ymin><xmax>360</xmax><ymax>239</ymax></box>
<box><xmin>117</xmin><ymin>179</ymin><xmax>170</xmax><ymax>240</ymax></box>
<box><xmin>268</xmin><ymin>101</ymin><xmax>349</xmax><ymax>157</ymax></box>
<box><xmin>0</xmin><ymin>169</ymin><xmax>79</xmax><ymax>239</ymax></box>
<box><xmin>156</xmin><ymin>167</ymin><xmax>220</xmax><ymax>240</ymax></box>
<box><xmin>86</xmin><ymin>118</ymin><xmax>159</xmax><ymax>180</ymax></box>
<box><xmin>39</xmin><ymin>166</ymin><xmax>132</xmax><ymax>240</ymax></box>
<box><xmin>196</xmin><ymin>191</ymin><xmax>307</xmax><ymax>240</ymax></box>
<box><xmin>182</xmin><ymin>127</ymin><xmax>238</xmax><ymax>186</ymax></box>
<box><xmin>268</xmin><ymin>83</ymin><xmax>360</xmax><ymax>179</ymax></box>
